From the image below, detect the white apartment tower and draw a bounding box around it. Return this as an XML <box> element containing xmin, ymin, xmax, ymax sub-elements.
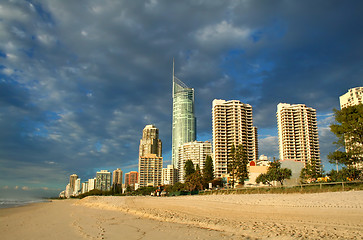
<box><xmin>112</xmin><ymin>168</ymin><xmax>123</xmax><ymax>186</ymax></box>
<box><xmin>162</xmin><ymin>165</ymin><xmax>179</xmax><ymax>185</ymax></box>
<box><xmin>212</xmin><ymin>99</ymin><xmax>258</xmax><ymax>178</ymax></box>
<box><xmin>178</xmin><ymin>141</ymin><xmax>212</xmax><ymax>182</ymax></box>
<box><xmin>339</xmin><ymin>87</ymin><xmax>363</xmax><ymax>169</ymax></box>
<box><xmin>339</xmin><ymin>87</ymin><xmax>363</xmax><ymax>109</ymax></box>
<box><xmin>277</xmin><ymin>103</ymin><xmax>321</xmax><ymax>167</ymax></box>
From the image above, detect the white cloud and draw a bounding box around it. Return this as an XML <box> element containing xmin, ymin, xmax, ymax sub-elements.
<box><xmin>194</xmin><ymin>21</ymin><xmax>251</xmax><ymax>48</ymax></box>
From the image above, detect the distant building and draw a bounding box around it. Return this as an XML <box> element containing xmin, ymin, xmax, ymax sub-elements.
<box><xmin>88</xmin><ymin>178</ymin><xmax>96</xmax><ymax>191</ymax></box>
<box><xmin>280</xmin><ymin>159</ymin><xmax>305</xmax><ymax>186</ymax></box>
<box><xmin>162</xmin><ymin>165</ymin><xmax>179</xmax><ymax>185</ymax></box>
<box><xmin>112</xmin><ymin>168</ymin><xmax>123</xmax><ymax>185</ymax></box>
<box><xmin>277</xmin><ymin>103</ymin><xmax>321</xmax><ymax>168</ymax></box>
<box><xmin>245</xmin><ymin>161</ymin><xmax>269</xmax><ymax>186</ymax></box>
<box><xmin>74</xmin><ymin>178</ymin><xmax>81</xmax><ymax>196</ymax></box>
<box><xmin>69</xmin><ymin>174</ymin><xmax>78</xmax><ymax>193</ymax></box>
<box><xmin>212</xmin><ymin>99</ymin><xmax>258</xmax><ymax>178</ymax></box>
<box><xmin>125</xmin><ymin>171</ymin><xmax>138</xmax><ymax>190</ymax></box>
<box><xmin>65</xmin><ymin>183</ymin><xmax>72</xmax><ymax>198</ymax></box>
<box><xmin>339</xmin><ymin>87</ymin><xmax>363</xmax><ymax>109</ymax></box>
<box><xmin>139</xmin><ymin>154</ymin><xmax>163</xmax><ymax>187</ymax></box>
<box><xmin>172</xmin><ymin>61</ymin><xmax>196</xmax><ymax>170</ymax></box>
<box><xmin>257</xmin><ymin>155</ymin><xmax>270</xmax><ymax>166</ymax></box>
<box><xmin>81</xmin><ymin>181</ymin><xmax>88</xmax><ymax>194</ymax></box>
<box><xmin>178</xmin><ymin>141</ymin><xmax>212</xmax><ymax>182</ymax></box>
<box><xmin>96</xmin><ymin>170</ymin><xmax>111</xmax><ymax>191</ymax></box>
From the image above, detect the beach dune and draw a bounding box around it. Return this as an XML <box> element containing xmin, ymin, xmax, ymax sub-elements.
<box><xmin>1</xmin><ymin>191</ymin><xmax>362</xmax><ymax>239</ymax></box>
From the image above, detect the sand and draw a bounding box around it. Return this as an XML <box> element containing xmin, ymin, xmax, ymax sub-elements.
<box><xmin>1</xmin><ymin>191</ymin><xmax>362</xmax><ymax>239</ymax></box>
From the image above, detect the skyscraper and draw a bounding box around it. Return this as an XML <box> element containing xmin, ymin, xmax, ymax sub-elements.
<box><xmin>138</xmin><ymin>125</ymin><xmax>163</xmax><ymax>187</ymax></box>
<box><xmin>178</xmin><ymin>141</ymin><xmax>212</xmax><ymax>182</ymax></box>
<box><xmin>139</xmin><ymin>125</ymin><xmax>162</xmax><ymax>157</ymax></box>
<box><xmin>212</xmin><ymin>99</ymin><xmax>258</xmax><ymax>178</ymax></box>
<box><xmin>277</xmin><ymin>103</ymin><xmax>321</xmax><ymax>167</ymax></box>
<box><xmin>172</xmin><ymin>61</ymin><xmax>196</xmax><ymax>169</ymax></box>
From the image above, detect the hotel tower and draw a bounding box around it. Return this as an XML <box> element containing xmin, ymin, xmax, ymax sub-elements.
<box><xmin>212</xmin><ymin>99</ymin><xmax>258</xmax><ymax>178</ymax></box>
<box><xmin>277</xmin><ymin>103</ymin><xmax>321</xmax><ymax>167</ymax></box>
<box><xmin>172</xmin><ymin>61</ymin><xmax>196</xmax><ymax>170</ymax></box>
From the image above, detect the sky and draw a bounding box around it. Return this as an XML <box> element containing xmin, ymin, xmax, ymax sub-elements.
<box><xmin>0</xmin><ymin>0</ymin><xmax>362</xmax><ymax>198</ymax></box>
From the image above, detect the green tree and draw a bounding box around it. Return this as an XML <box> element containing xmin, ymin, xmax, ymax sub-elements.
<box><xmin>203</xmin><ymin>155</ymin><xmax>214</xmax><ymax>182</ymax></box>
<box><xmin>328</xmin><ymin>104</ymin><xmax>363</xmax><ymax>167</ymax></box>
<box><xmin>185</xmin><ymin>166</ymin><xmax>204</xmax><ymax>192</ymax></box>
<box><xmin>256</xmin><ymin>160</ymin><xmax>292</xmax><ymax>186</ymax></box>
<box><xmin>328</xmin><ymin>167</ymin><xmax>361</xmax><ymax>182</ymax></box>
<box><xmin>300</xmin><ymin>158</ymin><xmax>323</xmax><ymax>183</ymax></box>
<box><xmin>184</xmin><ymin>160</ymin><xmax>195</xmax><ymax>178</ymax></box>
<box><xmin>228</xmin><ymin>144</ymin><xmax>249</xmax><ymax>187</ymax></box>
<box><xmin>255</xmin><ymin>173</ymin><xmax>273</xmax><ymax>186</ymax></box>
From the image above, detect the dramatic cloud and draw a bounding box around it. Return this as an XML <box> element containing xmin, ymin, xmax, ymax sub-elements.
<box><xmin>0</xmin><ymin>0</ymin><xmax>362</xmax><ymax>197</ymax></box>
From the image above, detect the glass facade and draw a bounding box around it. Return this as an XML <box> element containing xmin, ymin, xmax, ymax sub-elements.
<box><xmin>172</xmin><ymin>76</ymin><xmax>196</xmax><ymax>169</ymax></box>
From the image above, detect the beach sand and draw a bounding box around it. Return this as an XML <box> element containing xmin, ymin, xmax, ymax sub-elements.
<box><xmin>1</xmin><ymin>191</ymin><xmax>362</xmax><ymax>239</ymax></box>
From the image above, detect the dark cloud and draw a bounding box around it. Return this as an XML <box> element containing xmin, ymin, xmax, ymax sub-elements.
<box><xmin>0</xmin><ymin>0</ymin><xmax>362</xmax><ymax>195</ymax></box>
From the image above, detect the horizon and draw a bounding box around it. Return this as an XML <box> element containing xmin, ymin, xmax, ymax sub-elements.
<box><xmin>1</xmin><ymin>0</ymin><xmax>362</xmax><ymax>199</ymax></box>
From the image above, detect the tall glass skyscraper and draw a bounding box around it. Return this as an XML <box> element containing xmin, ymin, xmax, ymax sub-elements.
<box><xmin>172</xmin><ymin>61</ymin><xmax>196</xmax><ymax>169</ymax></box>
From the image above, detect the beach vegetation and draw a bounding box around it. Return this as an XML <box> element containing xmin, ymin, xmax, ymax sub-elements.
<box><xmin>203</xmin><ymin>155</ymin><xmax>214</xmax><ymax>182</ymax></box>
<box><xmin>328</xmin><ymin>167</ymin><xmax>361</xmax><ymax>182</ymax></box>
<box><xmin>328</xmin><ymin>104</ymin><xmax>363</xmax><ymax>167</ymax></box>
<box><xmin>184</xmin><ymin>165</ymin><xmax>204</xmax><ymax>192</ymax></box>
<box><xmin>184</xmin><ymin>160</ymin><xmax>195</xmax><ymax>178</ymax></box>
<box><xmin>256</xmin><ymin>160</ymin><xmax>292</xmax><ymax>186</ymax></box>
<box><xmin>300</xmin><ymin>158</ymin><xmax>323</xmax><ymax>183</ymax></box>
<box><xmin>228</xmin><ymin>144</ymin><xmax>249</xmax><ymax>187</ymax></box>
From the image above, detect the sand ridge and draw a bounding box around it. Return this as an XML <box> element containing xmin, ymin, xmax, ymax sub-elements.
<box><xmin>77</xmin><ymin>191</ymin><xmax>363</xmax><ymax>239</ymax></box>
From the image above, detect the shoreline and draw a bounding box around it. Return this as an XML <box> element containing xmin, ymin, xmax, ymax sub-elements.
<box><xmin>1</xmin><ymin>191</ymin><xmax>362</xmax><ymax>239</ymax></box>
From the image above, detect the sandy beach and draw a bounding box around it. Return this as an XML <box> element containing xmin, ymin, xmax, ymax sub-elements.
<box><xmin>1</xmin><ymin>191</ymin><xmax>362</xmax><ymax>239</ymax></box>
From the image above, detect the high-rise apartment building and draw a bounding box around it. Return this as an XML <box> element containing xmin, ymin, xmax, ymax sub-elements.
<box><xmin>162</xmin><ymin>165</ymin><xmax>179</xmax><ymax>185</ymax></box>
<box><xmin>139</xmin><ymin>125</ymin><xmax>162</xmax><ymax>157</ymax></box>
<box><xmin>112</xmin><ymin>168</ymin><xmax>123</xmax><ymax>186</ymax></box>
<box><xmin>96</xmin><ymin>170</ymin><xmax>111</xmax><ymax>191</ymax></box>
<box><xmin>69</xmin><ymin>174</ymin><xmax>78</xmax><ymax>192</ymax></box>
<box><xmin>74</xmin><ymin>178</ymin><xmax>81</xmax><ymax>196</ymax></box>
<box><xmin>339</xmin><ymin>87</ymin><xmax>363</xmax><ymax>169</ymax></box>
<box><xmin>339</xmin><ymin>87</ymin><xmax>363</xmax><ymax>109</ymax></box>
<box><xmin>125</xmin><ymin>171</ymin><xmax>138</xmax><ymax>189</ymax></box>
<box><xmin>212</xmin><ymin>99</ymin><xmax>258</xmax><ymax>178</ymax></box>
<box><xmin>178</xmin><ymin>141</ymin><xmax>212</xmax><ymax>182</ymax></box>
<box><xmin>172</xmin><ymin>61</ymin><xmax>196</xmax><ymax>169</ymax></box>
<box><xmin>88</xmin><ymin>178</ymin><xmax>96</xmax><ymax>191</ymax></box>
<box><xmin>138</xmin><ymin>154</ymin><xmax>163</xmax><ymax>187</ymax></box>
<box><xmin>277</xmin><ymin>103</ymin><xmax>321</xmax><ymax>167</ymax></box>
<box><xmin>138</xmin><ymin>125</ymin><xmax>163</xmax><ymax>187</ymax></box>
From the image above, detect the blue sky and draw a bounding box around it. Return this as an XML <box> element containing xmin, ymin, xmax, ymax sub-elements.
<box><xmin>0</xmin><ymin>0</ymin><xmax>362</xmax><ymax>198</ymax></box>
